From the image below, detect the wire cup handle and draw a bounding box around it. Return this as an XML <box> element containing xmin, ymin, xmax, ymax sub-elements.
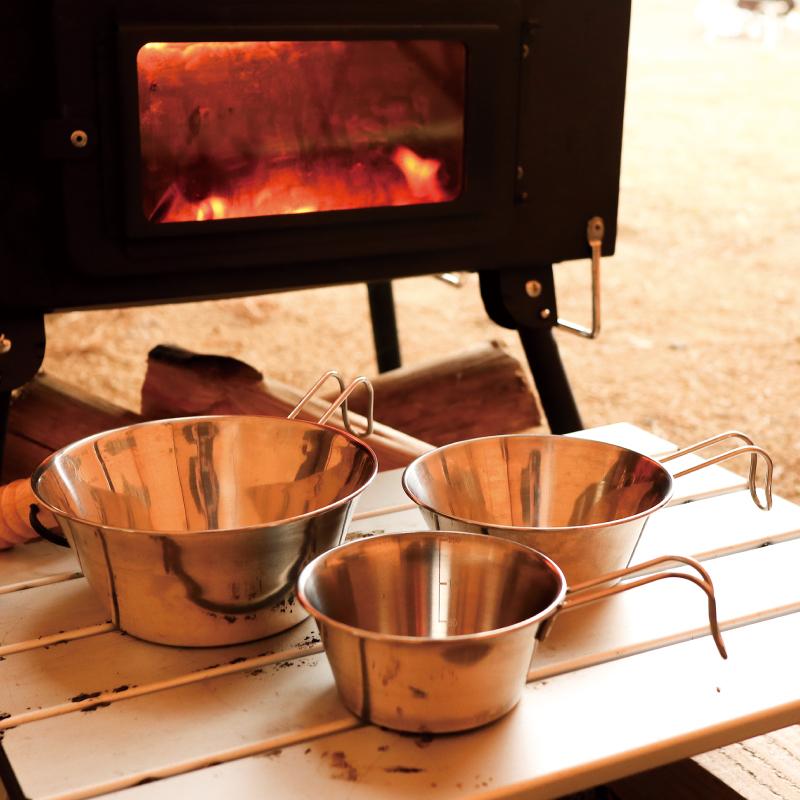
<box><xmin>288</xmin><ymin>370</ymin><xmax>374</xmax><ymax>438</ymax></box>
<box><xmin>659</xmin><ymin>431</ymin><xmax>773</xmax><ymax>511</ymax></box>
<box><xmin>537</xmin><ymin>554</ymin><xmax>728</xmax><ymax>660</ymax></box>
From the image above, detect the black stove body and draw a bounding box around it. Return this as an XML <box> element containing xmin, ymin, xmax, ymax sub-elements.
<box><xmin>0</xmin><ymin>0</ymin><xmax>631</xmax><ymax>435</ymax></box>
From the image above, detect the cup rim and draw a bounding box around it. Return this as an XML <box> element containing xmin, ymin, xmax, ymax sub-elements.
<box><xmin>401</xmin><ymin>433</ymin><xmax>674</xmax><ymax>534</ymax></box>
<box><xmin>30</xmin><ymin>413</ymin><xmax>378</xmax><ymax>536</ymax></box>
<box><xmin>296</xmin><ymin>530</ymin><xmax>568</xmax><ymax>644</ymax></box>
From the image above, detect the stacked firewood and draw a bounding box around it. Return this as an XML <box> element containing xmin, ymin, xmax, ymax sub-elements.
<box><xmin>0</xmin><ymin>340</ymin><xmax>541</xmax><ymax>548</ymax></box>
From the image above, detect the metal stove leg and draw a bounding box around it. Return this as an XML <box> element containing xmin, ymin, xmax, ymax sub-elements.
<box><xmin>479</xmin><ymin>266</ymin><xmax>583</xmax><ymax>434</ymax></box>
<box><xmin>517</xmin><ymin>326</ymin><xmax>582</xmax><ymax>433</ymax></box>
<box><xmin>366</xmin><ymin>281</ymin><xmax>402</xmax><ymax>373</ymax></box>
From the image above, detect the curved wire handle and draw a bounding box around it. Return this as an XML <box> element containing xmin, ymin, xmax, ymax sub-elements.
<box><xmin>288</xmin><ymin>370</ymin><xmax>374</xmax><ymax>437</ymax></box>
<box><xmin>560</xmin><ymin>554</ymin><xmax>727</xmax><ymax>659</ymax></box>
<box><xmin>660</xmin><ymin>431</ymin><xmax>773</xmax><ymax>510</ymax></box>
<box><xmin>28</xmin><ymin>504</ymin><xmax>69</xmax><ymax>548</ymax></box>
<box><xmin>556</xmin><ymin>216</ymin><xmax>604</xmax><ymax>339</ymax></box>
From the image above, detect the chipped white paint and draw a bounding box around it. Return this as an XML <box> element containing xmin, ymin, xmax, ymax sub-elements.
<box><xmin>93</xmin><ymin>613</ymin><xmax>800</xmax><ymax>800</ymax></box>
<box><xmin>0</xmin><ymin>642</ymin><xmax>325</xmax><ymax>730</ymax></box>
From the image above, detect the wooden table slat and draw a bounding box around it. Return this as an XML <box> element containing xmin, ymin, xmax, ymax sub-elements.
<box><xmin>0</xmin><ymin>618</ymin><xmax>319</xmax><ymax>718</ymax></box>
<box><xmin>90</xmin><ymin>611</ymin><xmax>800</xmax><ymax>800</ymax></box>
<box><xmin>633</xmin><ymin>491</ymin><xmax>800</xmax><ymax>567</ymax></box>
<box><xmin>0</xmin><ymin>540</ymin><xmax>79</xmax><ymax>587</ymax></box>
<box><xmin>0</xmin><ymin>579</ymin><xmax>108</xmax><ymax>650</ymax></box>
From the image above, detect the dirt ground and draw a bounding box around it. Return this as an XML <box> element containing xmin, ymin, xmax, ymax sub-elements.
<box><xmin>41</xmin><ymin>0</ymin><xmax>800</xmax><ymax>502</ymax></box>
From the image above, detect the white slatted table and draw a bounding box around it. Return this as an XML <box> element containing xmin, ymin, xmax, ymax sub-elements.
<box><xmin>1</xmin><ymin>423</ymin><xmax>798</xmax><ymax>800</ymax></box>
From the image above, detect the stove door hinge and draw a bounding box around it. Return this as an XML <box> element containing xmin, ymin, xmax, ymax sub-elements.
<box><xmin>41</xmin><ymin>120</ymin><xmax>96</xmax><ymax>160</ymax></box>
<box><xmin>556</xmin><ymin>216</ymin><xmax>604</xmax><ymax>339</ymax></box>
<box><xmin>515</xmin><ymin>18</ymin><xmax>541</xmax><ymax>204</ymax></box>
<box><xmin>520</xmin><ymin>16</ymin><xmax>541</xmax><ymax>60</ymax></box>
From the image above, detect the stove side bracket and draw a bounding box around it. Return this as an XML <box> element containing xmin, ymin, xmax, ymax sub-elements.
<box><xmin>480</xmin><ymin>265</ymin><xmax>582</xmax><ymax>434</ymax></box>
<box><xmin>0</xmin><ymin>313</ymin><xmax>46</xmax><ymax>469</ymax></box>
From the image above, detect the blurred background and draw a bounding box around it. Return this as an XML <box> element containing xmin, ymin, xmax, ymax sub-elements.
<box><xmin>41</xmin><ymin>0</ymin><xmax>800</xmax><ymax>500</ymax></box>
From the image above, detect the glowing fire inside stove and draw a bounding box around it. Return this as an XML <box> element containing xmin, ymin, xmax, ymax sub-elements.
<box><xmin>136</xmin><ymin>40</ymin><xmax>466</xmax><ymax>223</ymax></box>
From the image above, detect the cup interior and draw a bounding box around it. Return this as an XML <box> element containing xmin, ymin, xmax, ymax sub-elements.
<box><xmin>403</xmin><ymin>435</ymin><xmax>672</xmax><ymax>529</ymax></box>
<box><xmin>299</xmin><ymin>532</ymin><xmax>565</xmax><ymax>638</ymax></box>
<box><xmin>33</xmin><ymin>416</ymin><xmax>376</xmax><ymax>532</ymax></box>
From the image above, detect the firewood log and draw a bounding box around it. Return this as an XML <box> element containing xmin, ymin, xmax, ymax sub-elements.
<box><xmin>1</xmin><ymin>341</ymin><xmax>536</xmax><ymax>547</ymax></box>
<box><xmin>2</xmin><ymin>374</ymin><xmax>142</xmax><ymax>485</ymax></box>
<box><xmin>0</xmin><ymin>350</ymin><xmax>432</xmax><ymax>545</ymax></box>
<box><xmin>141</xmin><ymin>345</ymin><xmax>433</xmax><ymax>471</ymax></box>
<box><xmin>326</xmin><ymin>340</ymin><xmax>541</xmax><ymax>447</ymax></box>
<box><xmin>0</xmin><ymin>375</ymin><xmax>141</xmax><ymax>547</ymax></box>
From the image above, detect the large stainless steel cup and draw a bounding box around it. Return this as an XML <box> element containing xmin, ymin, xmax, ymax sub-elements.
<box><xmin>402</xmin><ymin>432</ymin><xmax>772</xmax><ymax>584</ymax></box>
<box><xmin>297</xmin><ymin>531</ymin><xmax>726</xmax><ymax>734</ymax></box>
<box><xmin>31</xmin><ymin>409</ymin><xmax>377</xmax><ymax>647</ymax></box>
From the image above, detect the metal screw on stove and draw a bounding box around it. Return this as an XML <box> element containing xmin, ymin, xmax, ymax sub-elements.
<box><xmin>525</xmin><ymin>280</ymin><xmax>542</xmax><ymax>298</ymax></box>
<box><xmin>0</xmin><ymin>333</ymin><xmax>11</xmax><ymax>354</ymax></box>
<box><xmin>539</xmin><ymin>308</ymin><xmax>552</xmax><ymax>320</ymax></box>
<box><xmin>70</xmin><ymin>129</ymin><xmax>89</xmax><ymax>149</ymax></box>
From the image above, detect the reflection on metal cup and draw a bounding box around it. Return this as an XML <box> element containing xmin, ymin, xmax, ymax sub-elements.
<box><xmin>32</xmin><ymin>413</ymin><xmax>377</xmax><ymax>646</ymax></box>
<box><xmin>402</xmin><ymin>432</ymin><xmax>772</xmax><ymax>584</ymax></box>
<box><xmin>297</xmin><ymin>531</ymin><xmax>726</xmax><ymax>734</ymax></box>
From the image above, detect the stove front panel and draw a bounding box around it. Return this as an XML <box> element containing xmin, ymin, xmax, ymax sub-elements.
<box><xmin>0</xmin><ymin>0</ymin><xmax>631</xmax><ymax>310</ymax></box>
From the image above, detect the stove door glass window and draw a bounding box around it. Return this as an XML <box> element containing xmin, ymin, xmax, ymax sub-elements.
<box><xmin>137</xmin><ymin>41</ymin><xmax>466</xmax><ymax>223</ymax></box>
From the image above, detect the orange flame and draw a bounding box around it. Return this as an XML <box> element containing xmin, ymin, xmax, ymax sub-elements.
<box><xmin>391</xmin><ymin>146</ymin><xmax>449</xmax><ymax>203</ymax></box>
<box><xmin>154</xmin><ymin>147</ymin><xmax>452</xmax><ymax>222</ymax></box>
<box><xmin>137</xmin><ymin>40</ymin><xmax>465</xmax><ymax>223</ymax></box>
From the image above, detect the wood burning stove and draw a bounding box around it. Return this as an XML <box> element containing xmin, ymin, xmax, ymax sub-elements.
<box><xmin>0</xmin><ymin>0</ymin><xmax>631</xmax><ymax>446</ymax></box>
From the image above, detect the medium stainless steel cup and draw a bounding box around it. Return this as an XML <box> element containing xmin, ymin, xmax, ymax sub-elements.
<box><xmin>32</xmin><ymin>414</ymin><xmax>377</xmax><ymax>646</ymax></box>
<box><xmin>297</xmin><ymin>531</ymin><xmax>726</xmax><ymax>734</ymax></box>
<box><xmin>402</xmin><ymin>432</ymin><xmax>772</xmax><ymax>584</ymax></box>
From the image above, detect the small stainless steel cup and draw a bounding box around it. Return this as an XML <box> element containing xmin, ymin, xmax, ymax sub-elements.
<box><xmin>297</xmin><ymin>531</ymin><xmax>726</xmax><ymax>734</ymax></box>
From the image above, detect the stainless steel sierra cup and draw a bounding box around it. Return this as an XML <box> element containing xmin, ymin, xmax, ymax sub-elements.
<box><xmin>402</xmin><ymin>432</ymin><xmax>773</xmax><ymax>584</ymax></box>
<box><xmin>30</xmin><ymin>372</ymin><xmax>377</xmax><ymax>647</ymax></box>
<box><xmin>297</xmin><ymin>531</ymin><xmax>726</xmax><ymax>734</ymax></box>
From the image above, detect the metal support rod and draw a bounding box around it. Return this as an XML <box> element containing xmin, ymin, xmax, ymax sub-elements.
<box><xmin>517</xmin><ymin>326</ymin><xmax>583</xmax><ymax>434</ymax></box>
<box><xmin>366</xmin><ymin>281</ymin><xmax>402</xmax><ymax>373</ymax></box>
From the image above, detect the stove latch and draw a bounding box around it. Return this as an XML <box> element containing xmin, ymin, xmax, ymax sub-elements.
<box><xmin>555</xmin><ymin>216</ymin><xmax>604</xmax><ymax>339</ymax></box>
